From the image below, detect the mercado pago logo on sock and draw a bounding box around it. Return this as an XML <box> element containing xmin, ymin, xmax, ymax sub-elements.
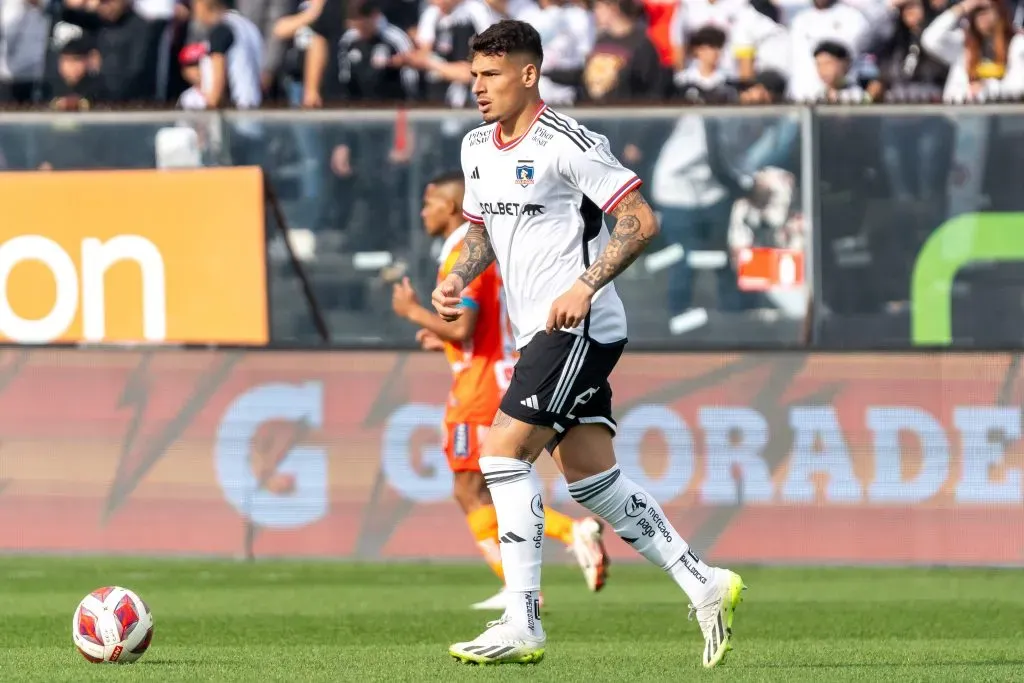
<box><xmin>530</xmin><ymin>494</ymin><xmax>544</xmax><ymax>518</ymax></box>
<box><xmin>532</xmin><ymin>523</ymin><xmax>543</xmax><ymax>549</ymax></box>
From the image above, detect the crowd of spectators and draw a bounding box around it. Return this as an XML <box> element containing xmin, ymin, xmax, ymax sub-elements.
<box><xmin>2</xmin><ymin>0</ymin><xmax>1024</xmax><ymax>111</ymax></box>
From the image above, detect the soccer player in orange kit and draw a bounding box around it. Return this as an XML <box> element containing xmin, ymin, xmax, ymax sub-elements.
<box><xmin>391</xmin><ymin>170</ymin><xmax>610</xmax><ymax>610</ymax></box>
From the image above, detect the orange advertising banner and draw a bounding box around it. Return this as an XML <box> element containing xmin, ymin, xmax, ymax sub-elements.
<box><xmin>0</xmin><ymin>348</ymin><xmax>1023</xmax><ymax>566</ymax></box>
<box><xmin>0</xmin><ymin>168</ymin><xmax>268</xmax><ymax>344</ymax></box>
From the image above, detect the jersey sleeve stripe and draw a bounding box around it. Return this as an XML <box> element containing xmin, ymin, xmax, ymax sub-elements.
<box><xmin>539</xmin><ymin>119</ymin><xmax>587</xmax><ymax>152</ymax></box>
<box><xmin>602</xmin><ymin>176</ymin><xmax>643</xmax><ymax>213</ymax></box>
<box><xmin>542</xmin><ymin>109</ymin><xmax>596</xmax><ymax>145</ymax></box>
<box><xmin>463</xmin><ymin>209</ymin><xmax>484</xmax><ymax>224</ymax></box>
<box><xmin>539</xmin><ymin>112</ymin><xmax>594</xmax><ymax>151</ymax></box>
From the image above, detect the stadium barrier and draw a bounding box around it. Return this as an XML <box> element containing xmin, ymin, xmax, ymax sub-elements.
<box><xmin>2</xmin><ymin>347</ymin><xmax>1022</xmax><ymax>566</ymax></box>
<box><xmin>3</xmin><ymin>105</ymin><xmax>1024</xmax><ymax>349</ymax></box>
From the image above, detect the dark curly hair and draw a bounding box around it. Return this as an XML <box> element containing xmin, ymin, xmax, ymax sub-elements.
<box><xmin>470</xmin><ymin>20</ymin><xmax>544</xmax><ymax>68</ymax></box>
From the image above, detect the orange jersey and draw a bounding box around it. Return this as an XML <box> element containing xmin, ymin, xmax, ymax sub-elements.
<box><xmin>438</xmin><ymin>224</ymin><xmax>517</xmax><ymax>425</ymax></box>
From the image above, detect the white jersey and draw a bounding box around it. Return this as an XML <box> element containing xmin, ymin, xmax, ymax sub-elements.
<box><xmin>461</xmin><ymin>105</ymin><xmax>639</xmax><ymax>349</ymax></box>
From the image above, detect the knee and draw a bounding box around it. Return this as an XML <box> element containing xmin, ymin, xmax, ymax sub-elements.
<box><xmin>481</xmin><ymin>433</ymin><xmax>538</xmax><ymax>463</ymax></box>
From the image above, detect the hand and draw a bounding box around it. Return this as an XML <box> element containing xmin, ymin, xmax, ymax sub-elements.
<box><xmin>750</xmin><ymin>175</ymin><xmax>773</xmax><ymax>208</ymax></box>
<box><xmin>623</xmin><ymin>143</ymin><xmax>643</xmax><ymax>164</ymax></box>
<box><xmin>303</xmin><ymin>89</ymin><xmax>323</xmax><ymax>108</ymax></box>
<box><xmin>431</xmin><ymin>274</ymin><xmax>465</xmax><ymax>321</ymax></box>
<box><xmin>330</xmin><ymin>145</ymin><xmax>352</xmax><ymax>176</ymax></box>
<box><xmin>391</xmin><ymin>276</ymin><xmax>419</xmax><ymax>318</ymax></box>
<box><xmin>546</xmin><ymin>280</ymin><xmax>594</xmax><ymax>334</ymax></box>
<box><xmin>416</xmin><ymin>328</ymin><xmax>445</xmax><ymax>351</ymax></box>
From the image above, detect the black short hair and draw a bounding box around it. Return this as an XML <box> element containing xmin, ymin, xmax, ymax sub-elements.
<box><xmin>428</xmin><ymin>170</ymin><xmax>465</xmax><ymax>188</ymax></box>
<box><xmin>470</xmin><ymin>20</ymin><xmax>543</xmax><ymax>68</ymax></box>
<box><xmin>349</xmin><ymin>0</ymin><xmax>379</xmax><ymax>18</ymax></box>
<box><xmin>813</xmin><ymin>40</ymin><xmax>850</xmax><ymax>61</ymax></box>
<box><xmin>689</xmin><ymin>27</ymin><xmax>727</xmax><ymax>50</ymax></box>
<box><xmin>753</xmin><ymin>69</ymin><xmax>787</xmax><ymax>98</ymax></box>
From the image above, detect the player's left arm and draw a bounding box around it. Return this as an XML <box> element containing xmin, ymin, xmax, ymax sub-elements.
<box><xmin>393</xmin><ymin>276</ymin><xmax>479</xmax><ymax>342</ymax></box>
<box><xmin>546</xmin><ymin>133</ymin><xmax>660</xmax><ymax>333</ymax></box>
<box><xmin>578</xmin><ymin>189</ymin><xmax>659</xmax><ymax>292</ymax></box>
<box><xmin>403</xmin><ymin>302</ymin><xmax>479</xmax><ymax>343</ymax></box>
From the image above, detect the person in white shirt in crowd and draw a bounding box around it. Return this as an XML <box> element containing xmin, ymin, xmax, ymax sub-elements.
<box><xmin>921</xmin><ymin>0</ymin><xmax>1024</xmax><ymax>101</ymax></box>
<box><xmin>668</xmin><ymin>0</ymin><xmax>746</xmax><ymax>73</ymax></box>
<box><xmin>0</xmin><ymin>0</ymin><xmax>51</xmax><ymax>104</ymax></box>
<box><xmin>731</xmin><ymin>0</ymin><xmax>790</xmax><ymax>82</ymax></box>
<box><xmin>672</xmin><ymin>26</ymin><xmax>736</xmax><ymax>101</ymax></box>
<box><xmin>519</xmin><ymin>0</ymin><xmax>595</xmax><ymax>104</ymax></box>
<box><xmin>482</xmin><ymin>0</ymin><xmax>538</xmax><ymax>23</ymax></box>
<box><xmin>787</xmin><ymin>0</ymin><xmax>874</xmax><ymax>100</ymax></box>
<box><xmin>811</xmin><ymin>40</ymin><xmax>870</xmax><ymax>101</ymax></box>
<box><xmin>405</xmin><ymin>0</ymin><xmax>495</xmax><ymax>106</ymax></box>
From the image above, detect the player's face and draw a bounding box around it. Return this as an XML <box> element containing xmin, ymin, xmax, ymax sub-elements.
<box><xmin>421</xmin><ymin>184</ymin><xmax>452</xmax><ymax>237</ymax></box>
<box><xmin>471</xmin><ymin>53</ymin><xmax>534</xmax><ymax>123</ymax></box>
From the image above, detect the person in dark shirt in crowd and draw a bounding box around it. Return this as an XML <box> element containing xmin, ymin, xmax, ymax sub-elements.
<box><xmin>870</xmin><ymin>0</ymin><xmax>948</xmax><ymax>102</ymax></box>
<box><xmin>578</xmin><ymin>0</ymin><xmax>666</xmax><ymax>102</ymax></box>
<box><xmin>60</xmin><ymin>0</ymin><xmax>164</xmax><ymax>103</ymax></box>
<box><xmin>48</xmin><ymin>35</ymin><xmax>105</xmax><ymax>110</ymax></box>
<box><xmin>307</xmin><ymin>0</ymin><xmax>417</xmax><ymax>103</ymax></box>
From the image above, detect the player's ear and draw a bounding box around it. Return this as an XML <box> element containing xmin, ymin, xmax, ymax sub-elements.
<box><xmin>521</xmin><ymin>62</ymin><xmax>539</xmax><ymax>88</ymax></box>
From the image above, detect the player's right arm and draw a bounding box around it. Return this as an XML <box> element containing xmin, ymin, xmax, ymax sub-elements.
<box><xmin>432</xmin><ymin>144</ymin><xmax>497</xmax><ymax>321</ymax></box>
<box><xmin>431</xmin><ymin>224</ymin><xmax>496</xmax><ymax>320</ymax></box>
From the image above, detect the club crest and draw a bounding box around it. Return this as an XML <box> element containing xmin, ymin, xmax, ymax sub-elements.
<box><xmin>515</xmin><ymin>162</ymin><xmax>535</xmax><ymax>187</ymax></box>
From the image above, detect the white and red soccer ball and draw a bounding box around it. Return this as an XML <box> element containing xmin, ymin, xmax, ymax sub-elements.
<box><xmin>72</xmin><ymin>586</ymin><xmax>154</xmax><ymax>663</ymax></box>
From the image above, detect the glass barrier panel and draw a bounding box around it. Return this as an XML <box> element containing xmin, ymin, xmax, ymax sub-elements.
<box><xmin>227</xmin><ymin>107</ymin><xmax>809</xmax><ymax>348</ymax></box>
<box><xmin>814</xmin><ymin>106</ymin><xmax>1024</xmax><ymax>349</ymax></box>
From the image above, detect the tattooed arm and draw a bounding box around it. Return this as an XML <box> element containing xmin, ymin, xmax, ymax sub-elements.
<box><xmin>449</xmin><ymin>223</ymin><xmax>497</xmax><ymax>289</ymax></box>
<box><xmin>432</xmin><ymin>222</ymin><xmax>496</xmax><ymax>322</ymax></box>
<box><xmin>545</xmin><ymin>188</ymin><xmax>659</xmax><ymax>333</ymax></box>
<box><xmin>578</xmin><ymin>189</ymin><xmax>660</xmax><ymax>293</ymax></box>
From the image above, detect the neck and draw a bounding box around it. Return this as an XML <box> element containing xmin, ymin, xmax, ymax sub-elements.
<box><xmin>608</xmin><ymin>19</ymin><xmax>632</xmax><ymax>37</ymax></box>
<box><xmin>698</xmin><ymin>62</ymin><xmax>717</xmax><ymax>77</ymax></box>
<box><xmin>442</xmin><ymin>219</ymin><xmax>465</xmax><ymax>239</ymax></box>
<box><xmin>498</xmin><ymin>98</ymin><xmax>544</xmax><ymax>141</ymax></box>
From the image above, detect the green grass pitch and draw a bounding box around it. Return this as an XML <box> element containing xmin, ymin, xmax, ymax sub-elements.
<box><xmin>2</xmin><ymin>556</ymin><xmax>1023</xmax><ymax>682</ymax></box>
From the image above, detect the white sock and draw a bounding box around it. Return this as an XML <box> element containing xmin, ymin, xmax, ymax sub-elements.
<box><xmin>568</xmin><ymin>464</ymin><xmax>717</xmax><ymax>604</ymax></box>
<box><xmin>479</xmin><ymin>456</ymin><xmax>544</xmax><ymax>638</ymax></box>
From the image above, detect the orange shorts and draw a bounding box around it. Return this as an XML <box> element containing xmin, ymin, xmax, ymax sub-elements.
<box><xmin>442</xmin><ymin>422</ymin><xmax>490</xmax><ymax>472</ymax></box>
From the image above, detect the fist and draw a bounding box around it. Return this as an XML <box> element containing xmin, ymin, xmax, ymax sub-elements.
<box><xmin>431</xmin><ymin>274</ymin><xmax>465</xmax><ymax>321</ymax></box>
<box><xmin>546</xmin><ymin>280</ymin><xmax>595</xmax><ymax>334</ymax></box>
<box><xmin>391</xmin><ymin>276</ymin><xmax>418</xmax><ymax>318</ymax></box>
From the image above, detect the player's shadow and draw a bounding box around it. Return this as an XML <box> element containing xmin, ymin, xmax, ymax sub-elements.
<box><xmin>759</xmin><ymin>660</ymin><xmax>1024</xmax><ymax>668</ymax></box>
<box><xmin>136</xmin><ymin>657</ymin><xmax>232</xmax><ymax>666</ymax></box>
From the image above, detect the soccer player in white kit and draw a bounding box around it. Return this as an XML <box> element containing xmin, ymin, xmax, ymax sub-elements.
<box><xmin>432</xmin><ymin>19</ymin><xmax>746</xmax><ymax>668</ymax></box>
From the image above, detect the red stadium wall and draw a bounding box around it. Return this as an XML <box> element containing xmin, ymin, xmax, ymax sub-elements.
<box><xmin>1</xmin><ymin>348</ymin><xmax>1022</xmax><ymax>566</ymax></box>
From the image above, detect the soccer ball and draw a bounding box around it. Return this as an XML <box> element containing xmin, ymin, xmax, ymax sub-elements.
<box><xmin>72</xmin><ymin>586</ymin><xmax>154</xmax><ymax>663</ymax></box>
